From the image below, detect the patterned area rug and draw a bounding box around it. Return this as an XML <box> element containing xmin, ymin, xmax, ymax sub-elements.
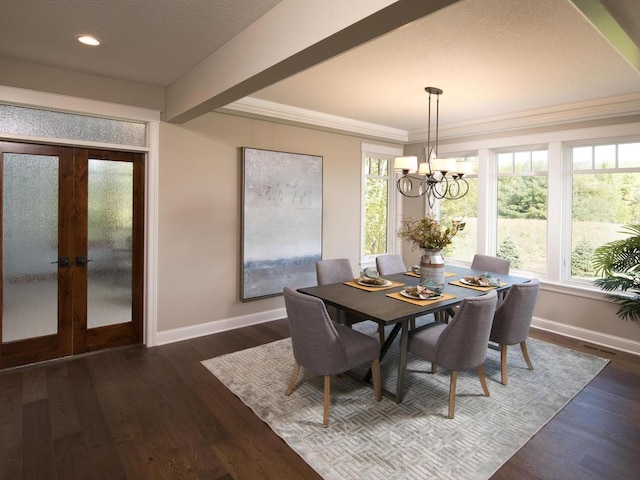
<box><xmin>201</xmin><ymin>324</ymin><xmax>608</xmax><ymax>480</ymax></box>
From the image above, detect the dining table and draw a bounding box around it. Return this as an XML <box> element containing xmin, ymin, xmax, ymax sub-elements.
<box><xmin>297</xmin><ymin>265</ymin><xmax>530</xmax><ymax>403</ymax></box>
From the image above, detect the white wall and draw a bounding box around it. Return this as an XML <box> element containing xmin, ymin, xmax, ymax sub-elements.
<box><xmin>156</xmin><ymin>112</ymin><xmax>401</xmax><ymax>338</ymax></box>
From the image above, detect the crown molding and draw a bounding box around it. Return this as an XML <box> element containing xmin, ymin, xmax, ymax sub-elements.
<box><xmin>218</xmin><ymin>97</ymin><xmax>408</xmax><ymax>143</ymax></box>
<box><xmin>409</xmin><ymin>92</ymin><xmax>640</xmax><ymax>143</ymax></box>
<box><xmin>220</xmin><ymin>93</ymin><xmax>640</xmax><ymax>144</ymax></box>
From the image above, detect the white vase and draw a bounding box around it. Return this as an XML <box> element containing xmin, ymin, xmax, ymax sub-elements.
<box><xmin>420</xmin><ymin>249</ymin><xmax>445</xmax><ymax>286</ymax></box>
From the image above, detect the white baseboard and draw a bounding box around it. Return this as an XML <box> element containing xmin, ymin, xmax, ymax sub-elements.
<box><xmin>532</xmin><ymin>316</ymin><xmax>640</xmax><ymax>356</ymax></box>
<box><xmin>156</xmin><ymin>310</ymin><xmax>640</xmax><ymax>357</ymax></box>
<box><xmin>155</xmin><ymin>308</ymin><xmax>287</xmax><ymax>346</ymax></box>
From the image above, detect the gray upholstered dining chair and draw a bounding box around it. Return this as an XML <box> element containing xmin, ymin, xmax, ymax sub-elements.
<box><xmin>316</xmin><ymin>258</ymin><xmax>354</xmax><ymax>285</ymax></box>
<box><xmin>283</xmin><ymin>287</ymin><xmax>382</xmax><ymax>427</ymax></box>
<box><xmin>375</xmin><ymin>254</ymin><xmax>406</xmax><ymax>275</ymax></box>
<box><xmin>405</xmin><ymin>290</ymin><xmax>498</xmax><ymax>419</ymax></box>
<box><xmin>315</xmin><ymin>258</ymin><xmax>355</xmax><ymax>325</ymax></box>
<box><xmin>471</xmin><ymin>254</ymin><xmax>511</xmax><ymax>275</ymax></box>
<box><xmin>490</xmin><ymin>278</ymin><xmax>540</xmax><ymax>385</ymax></box>
<box><xmin>316</xmin><ymin>258</ymin><xmax>386</xmax><ymax>344</ymax></box>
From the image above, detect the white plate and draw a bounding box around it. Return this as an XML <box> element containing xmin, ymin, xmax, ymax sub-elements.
<box><xmin>400</xmin><ymin>290</ymin><xmax>442</xmax><ymax>300</ymax></box>
<box><xmin>357</xmin><ymin>278</ymin><xmax>392</xmax><ymax>287</ymax></box>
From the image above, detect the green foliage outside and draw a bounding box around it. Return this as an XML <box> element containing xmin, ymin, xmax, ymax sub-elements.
<box><xmin>498</xmin><ymin>176</ymin><xmax>547</xmax><ymax>219</ymax></box>
<box><xmin>572</xmin><ymin>240</ymin><xmax>595</xmax><ymax>277</ymax></box>
<box><xmin>363</xmin><ymin>157</ymin><xmax>389</xmax><ymax>256</ymax></box>
<box><xmin>497</xmin><ymin>237</ymin><xmax>522</xmax><ymax>269</ymax></box>
<box><xmin>364</xmin><ymin>176</ymin><xmax>388</xmax><ymax>256</ymax></box>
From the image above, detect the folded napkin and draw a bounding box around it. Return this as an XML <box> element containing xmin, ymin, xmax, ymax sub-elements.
<box><xmin>357</xmin><ymin>266</ymin><xmax>388</xmax><ymax>286</ymax></box>
<box><xmin>463</xmin><ymin>273</ymin><xmax>501</xmax><ymax>287</ymax></box>
<box><xmin>418</xmin><ymin>279</ymin><xmax>443</xmax><ymax>294</ymax></box>
<box><xmin>402</xmin><ymin>285</ymin><xmax>441</xmax><ymax>299</ymax></box>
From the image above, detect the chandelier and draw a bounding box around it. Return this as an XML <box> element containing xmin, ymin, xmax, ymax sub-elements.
<box><xmin>395</xmin><ymin>87</ymin><xmax>471</xmax><ymax>207</ymax></box>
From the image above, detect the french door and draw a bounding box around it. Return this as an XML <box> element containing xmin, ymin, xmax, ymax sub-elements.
<box><xmin>0</xmin><ymin>141</ymin><xmax>144</xmax><ymax>368</ymax></box>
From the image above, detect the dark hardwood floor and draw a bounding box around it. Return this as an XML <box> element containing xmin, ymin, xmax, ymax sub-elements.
<box><xmin>1</xmin><ymin>320</ymin><xmax>638</xmax><ymax>480</ymax></box>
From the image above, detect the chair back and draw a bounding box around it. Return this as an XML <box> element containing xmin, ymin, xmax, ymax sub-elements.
<box><xmin>435</xmin><ymin>290</ymin><xmax>498</xmax><ymax>371</ymax></box>
<box><xmin>471</xmin><ymin>254</ymin><xmax>511</xmax><ymax>275</ymax></box>
<box><xmin>491</xmin><ymin>278</ymin><xmax>540</xmax><ymax>345</ymax></box>
<box><xmin>283</xmin><ymin>287</ymin><xmax>349</xmax><ymax>375</ymax></box>
<box><xmin>316</xmin><ymin>258</ymin><xmax>353</xmax><ymax>285</ymax></box>
<box><xmin>376</xmin><ymin>254</ymin><xmax>406</xmax><ymax>275</ymax></box>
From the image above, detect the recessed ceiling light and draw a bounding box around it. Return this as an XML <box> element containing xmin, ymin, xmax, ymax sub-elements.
<box><xmin>76</xmin><ymin>35</ymin><xmax>101</xmax><ymax>46</ymax></box>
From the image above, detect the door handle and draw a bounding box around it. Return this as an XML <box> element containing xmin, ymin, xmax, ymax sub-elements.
<box><xmin>76</xmin><ymin>256</ymin><xmax>93</xmax><ymax>267</ymax></box>
<box><xmin>51</xmin><ymin>257</ymin><xmax>71</xmax><ymax>268</ymax></box>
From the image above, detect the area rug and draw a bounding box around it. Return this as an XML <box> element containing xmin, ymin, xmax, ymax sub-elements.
<box><xmin>201</xmin><ymin>325</ymin><xmax>608</xmax><ymax>480</ymax></box>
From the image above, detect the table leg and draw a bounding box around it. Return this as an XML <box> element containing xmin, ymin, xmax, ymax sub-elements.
<box><xmin>364</xmin><ymin>323</ymin><xmax>402</xmax><ymax>383</ymax></box>
<box><xmin>395</xmin><ymin>319</ymin><xmax>410</xmax><ymax>403</ymax></box>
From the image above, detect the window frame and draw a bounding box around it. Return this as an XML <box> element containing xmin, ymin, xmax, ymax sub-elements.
<box><xmin>360</xmin><ymin>143</ymin><xmax>403</xmax><ymax>268</ymax></box>
<box><xmin>563</xmin><ymin>137</ymin><xmax>640</xmax><ymax>287</ymax></box>
<box><xmin>493</xmin><ymin>145</ymin><xmax>549</xmax><ymax>276</ymax></box>
<box><xmin>436</xmin><ymin>121</ymin><xmax>640</xmax><ymax>297</ymax></box>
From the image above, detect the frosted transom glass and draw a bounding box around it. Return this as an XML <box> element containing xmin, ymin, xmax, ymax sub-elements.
<box><xmin>0</xmin><ymin>104</ymin><xmax>146</xmax><ymax>147</ymax></box>
<box><xmin>2</xmin><ymin>154</ymin><xmax>59</xmax><ymax>342</ymax></box>
<box><xmin>87</xmin><ymin>159</ymin><xmax>133</xmax><ymax>328</ymax></box>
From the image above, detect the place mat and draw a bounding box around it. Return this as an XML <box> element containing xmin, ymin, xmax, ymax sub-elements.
<box><xmin>404</xmin><ymin>271</ymin><xmax>457</xmax><ymax>278</ymax></box>
<box><xmin>449</xmin><ymin>280</ymin><xmax>508</xmax><ymax>291</ymax></box>
<box><xmin>344</xmin><ymin>280</ymin><xmax>405</xmax><ymax>292</ymax></box>
<box><xmin>385</xmin><ymin>291</ymin><xmax>456</xmax><ymax>306</ymax></box>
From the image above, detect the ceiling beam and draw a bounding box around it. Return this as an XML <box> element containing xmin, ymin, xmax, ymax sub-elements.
<box><xmin>569</xmin><ymin>0</ymin><xmax>640</xmax><ymax>73</ymax></box>
<box><xmin>164</xmin><ymin>0</ymin><xmax>460</xmax><ymax>123</ymax></box>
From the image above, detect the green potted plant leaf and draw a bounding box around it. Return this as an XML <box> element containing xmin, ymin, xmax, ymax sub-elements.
<box><xmin>592</xmin><ymin>224</ymin><xmax>640</xmax><ymax>322</ymax></box>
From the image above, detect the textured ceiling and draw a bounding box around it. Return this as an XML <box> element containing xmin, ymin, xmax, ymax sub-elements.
<box><xmin>251</xmin><ymin>0</ymin><xmax>640</xmax><ymax>130</ymax></box>
<box><xmin>0</xmin><ymin>0</ymin><xmax>638</xmax><ymax>133</ymax></box>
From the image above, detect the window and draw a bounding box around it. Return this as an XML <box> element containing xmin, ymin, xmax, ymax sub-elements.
<box><xmin>496</xmin><ymin>148</ymin><xmax>548</xmax><ymax>273</ymax></box>
<box><xmin>439</xmin><ymin>155</ymin><xmax>478</xmax><ymax>261</ymax></box>
<box><xmin>361</xmin><ymin>144</ymin><xmax>401</xmax><ymax>266</ymax></box>
<box><xmin>570</xmin><ymin>141</ymin><xmax>640</xmax><ymax>281</ymax></box>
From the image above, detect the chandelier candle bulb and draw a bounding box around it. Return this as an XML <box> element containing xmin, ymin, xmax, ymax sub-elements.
<box><xmin>456</xmin><ymin>161</ymin><xmax>473</xmax><ymax>175</ymax></box>
<box><xmin>394</xmin><ymin>156</ymin><xmax>418</xmax><ymax>173</ymax></box>
<box><xmin>431</xmin><ymin>158</ymin><xmax>457</xmax><ymax>173</ymax></box>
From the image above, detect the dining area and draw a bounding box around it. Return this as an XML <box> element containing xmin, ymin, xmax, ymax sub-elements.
<box><xmin>286</xmin><ymin>254</ymin><xmax>540</xmax><ymax>427</ymax></box>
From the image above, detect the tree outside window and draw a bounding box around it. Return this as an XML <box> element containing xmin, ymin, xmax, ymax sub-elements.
<box><xmin>363</xmin><ymin>156</ymin><xmax>390</xmax><ymax>257</ymax></box>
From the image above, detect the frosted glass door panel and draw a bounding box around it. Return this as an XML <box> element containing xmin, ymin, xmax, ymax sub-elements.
<box><xmin>2</xmin><ymin>154</ymin><xmax>59</xmax><ymax>342</ymax></box>
<box><xmin>87</xmin><ymin>159</ymin><xmax>133</xmax><ymax>328</ymax></box>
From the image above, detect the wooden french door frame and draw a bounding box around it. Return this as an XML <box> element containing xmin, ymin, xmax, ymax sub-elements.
<box><xmin>0</xmin><ymin>142</ymin><xmax>145</xmax><ymax>368</ymax></box>
<box><xmin>72</xmin><ymin>148</ymin><xmax>145</xmax><ymax>354</ymax></box>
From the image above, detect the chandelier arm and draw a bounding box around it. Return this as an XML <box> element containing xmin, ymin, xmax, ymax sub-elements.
<box><xmin>397</xmin><ymin>175</ymin><xmax>432</xmax><ymax>198</ymax></box>
<box><xmin>430</xmin><ymin>174</ymin><xmax>449</xmax><ymax>199</ymax></box>
<box><xmin>443</xmin><ymin>177</ymin><xmax>470</xmax><ymax>199</ymax></box>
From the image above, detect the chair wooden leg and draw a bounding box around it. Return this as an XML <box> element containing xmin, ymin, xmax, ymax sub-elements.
<box><xmin>378</xmin><ymin>324</ymin><xmax>385</xmax><ymax>345</ymax></box>
<box><xmin>500</xmin><ymin>344</ymin><xmax>508</xmax><ymax>385</ymax></box>
<box><xmin>285</xmin><ymin>362</ymin><xmax>300</xmax><ymax>396</ymax></box>
<box><xmin>431</xmin><ymin>363</ymin><xmax>437</xmax><ymax>374</ymax></box>
<box><xmin>478</xmin><ymin>364</ymin><xmax>490</xmax><ymax>397</ymax></box>
<box><xmin>447</xmin><ymin>371</ymin><xmax>458</xmax><ymax>419</ymax></box>
<box><xmin>410</xmin><ymin>318</ymin><xmax>416</xmax><ymax>330</ymax></box>
<box><xmin>371</xmin><ymin>358</ymin><xmax>382</xmax><ymax>401</ymax></box>
<box><xmin>322</xmin><ymin>375</ymin><xmax>331</xmax><ymax>428</ymax></box>
<box><xmin>520</xmin><ymin>340</ymin><xmax>534</xmax><ymax>370</ymax></box>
